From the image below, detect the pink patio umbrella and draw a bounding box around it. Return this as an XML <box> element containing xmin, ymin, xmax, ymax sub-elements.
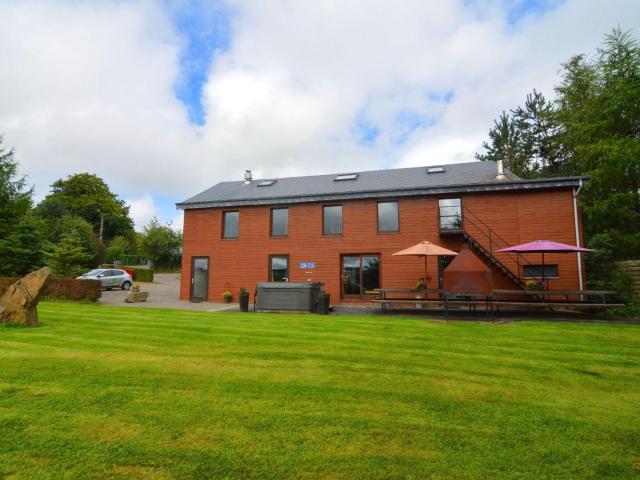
<box><xmin>497</xmin><ymin>240</ymin><xmax>595</xmax><ymax>283</ymax></box>
<box><xmin>392</xmin><ymin>241</ymin><xmax>458</xmax><ymax>286</ymax></box>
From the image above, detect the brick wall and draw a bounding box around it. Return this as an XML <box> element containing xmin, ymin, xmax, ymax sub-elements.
<box><xmin>180</xmin><ymin>188</ymin><xmax>585</xmax><ymax>302</ymax></box>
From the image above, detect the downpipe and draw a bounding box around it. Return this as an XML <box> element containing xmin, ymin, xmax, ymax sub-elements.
<box><xmin>573</xmin><ymin>179</ymin><xmax>584</xmax><ymax>291</ymax></box>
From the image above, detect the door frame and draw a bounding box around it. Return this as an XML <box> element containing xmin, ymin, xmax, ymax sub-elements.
<box><xmin>340</xmin><ymin>253</ymin><xmax>381</xmax><ymax>299</ymax></box>
<box><xmin>190</xmin><ymin>256</ymin><xmax>210</xmax><ymax>301</ymax></box>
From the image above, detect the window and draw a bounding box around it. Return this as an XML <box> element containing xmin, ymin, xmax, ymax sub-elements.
<box><xmin>334</xmin><ymin>173</ymin><xmax>358</xmax><ymax>181</ymax></box>
<box><xmin>439</xmin><ymin>198</ymin><xmax>462</xmax><ymax>231</ymax></box>
<box><xmin>222</xmin><ymin>211</ymin><xmax>239</xmax><ymax>238</ymax></box>
<box><xmin>377</xmin><ymin>201</ymin><xmax>399</xmax><ymax>233</ymax></box>
<box><xmin>323</xmin><ymin>205</ymin><xmax>342</xmax><ymax>235</ymax></box>
<box><xmin>427</xmin><ymin>166</ymin><xmax>445</xmax><ymax>174</ymax></box>
<box><xmin>523</xmin><ymin>264</ymin><xmax>559</xmax><ymax>278</ymax></box>
<box><xmin>269</xmin><ymin>255</ymin><xmax>289</xmax><ymax>282</ymax></box>
<box><xmin>258</xmin><ymin>179</ymin><xmax>277</xmax><ymax>187</ymax></box>
<box><xmin>341</xmin><ymin>254</ymin><xmax>380</xmax><ymax>297</ymax></box>
<box><xmin>271</xmin><ymin>208</ymin><xmax>288</xmax><ymax>237</ymax></box>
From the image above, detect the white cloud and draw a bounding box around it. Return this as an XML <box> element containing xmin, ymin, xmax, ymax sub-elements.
<box><xmin>127</xmin><ymin>194</ymin><xmax>159</xmax><ymax>231</ymax></box>
<box><xmin>1</xmin><ymin>0</ymin><xmax>640</xmax><ymax>215</ymax></box>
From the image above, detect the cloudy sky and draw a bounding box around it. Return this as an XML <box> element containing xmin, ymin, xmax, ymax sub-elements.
<box><xmin>1</xmin><ymin>0</ymin><xmax>639</xmax><ymax>230</ymax></box>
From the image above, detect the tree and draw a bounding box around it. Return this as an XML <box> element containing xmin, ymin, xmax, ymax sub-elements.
<box><xmin>0</xmin><ymin>214</ymin><xmax>47</xmax><ymax>276</ymax></box>
<box><xmin>45</xmin><ymin>234</ymin><xmax>92</xmax><ymax>278</ymax></box>
<box><xmin>474</xmin><ymin>111</ymin><xmax>532</xmax><ymax>178</ymax></box>
<box><xmin>555</xmin><ymin>27</ymin><xmax>640</xmax><ymax>247</ymax></box>
<box><xmin>41</xmin><ymin>214</ymin><xmax>106</xmax><ymax>267</ymax></box>
<box><xmin>139</xmin><ymin>218</ymin><xmax>182</xmax><ymax>269</ymax></box>
<box><xmin>41</xmin><ymin>173</ymin><xmax>134</xmax><ymax>241</ymax></box>
<box><xmin>0</xmin><ymin>136</ymin><xmax>32</xmax><ymax>241</ymax></box>
<box><xmin>106</xmin><ymin>235</ymin><xmax>133</xmax><ymax>263</ymax></box>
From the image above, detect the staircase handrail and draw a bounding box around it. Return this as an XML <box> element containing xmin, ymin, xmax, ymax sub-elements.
<box><xmin>461</xmin><ymin>206</ymin><xmax>535</xmax><ymax>275</ymax></box>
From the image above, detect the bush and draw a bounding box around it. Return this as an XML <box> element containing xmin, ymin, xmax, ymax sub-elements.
<box><xmin>0</xmin><ymin>277</ymin><xmax>101</xmax><ymax>302</ymax></box>
<box><xmin>123</xmin><ymin>267</ymin><xmax>154</xmax><ymax>282</ymax></box>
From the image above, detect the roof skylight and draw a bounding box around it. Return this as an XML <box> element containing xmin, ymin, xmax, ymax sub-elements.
<box><xmin>257</xmin><ymin>179</ymin><xmax>277</xmax><ymax>187</ymax></box>
<box><xmin>334</xmin><ymin>173</ymin><xmax>359</xmax><ymax>181</ymax></box>
<box><xmin>427</xmin><ymin>167</ymin><xmax>445</xmax><ymax>174</ymax></box>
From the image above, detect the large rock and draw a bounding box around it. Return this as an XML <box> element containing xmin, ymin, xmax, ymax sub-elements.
<box><xmin>125</xmin><ymin>290</ymin><xmax>149</xmax><ymax>303</ymax></box>
<box><xmin>0</xmin><ymin>267</ymin><xmax>51</xmax><ymax>327</ymax></box>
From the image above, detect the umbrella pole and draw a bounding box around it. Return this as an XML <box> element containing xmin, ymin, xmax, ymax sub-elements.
<box><xmin>424</xmin><ymin>256</ymin><xmax>427</xmax><ymax>287</ymax></box>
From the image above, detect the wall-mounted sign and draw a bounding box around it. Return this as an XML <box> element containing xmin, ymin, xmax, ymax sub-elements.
<box><xmin>299</xmin><ymin>262</ymin><xmax>308</xmax><ymax>269</ymax></box>
<box><xmin>308</xmin><ymin>261</ymin><xmax>315</xmax><ymax>269</ymax></box>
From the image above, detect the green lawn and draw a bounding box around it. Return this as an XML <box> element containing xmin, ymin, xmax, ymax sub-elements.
<box><xmin>1</xmin><ymin>303</ymin><xmax>639</xmax><ymax>479</ymax></box>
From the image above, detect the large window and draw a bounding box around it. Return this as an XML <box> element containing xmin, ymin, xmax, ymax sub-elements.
<box><xmin>439</xmin><ymin>198</ymin><xmax>462</xmax><ymax>231</ymax></box>
<box><xmin>271</xmin><ymin>208</ymin><xmax>288</xmax><ymax>237</ymax></box>
<box><xmin>269</xmin><ymin>255</ymin><xmax>289</xmax><ymax>282</ymax></box>
<box><xmin>377</xmin><ymin>201</ymin><xmax>399</xmax><ymax>233</ymax></box>
<box><xmin>222</xmin><ymin>211</ymin><xmax>239</xmax><ymax>239</ymax></box>
<box><xmin>323</xmin><ymin>205</ymin><xmax>343</xmax><ymax>235</ymax></box>
<box><xmin>341</xmin><ymin>254</ymin><xmax>380</xmax><ymax>297</ymax></box>
<box><xmin>523</xmin><ymin>264</ymin><xmax>559</xmax><ymax>278</ymax></box>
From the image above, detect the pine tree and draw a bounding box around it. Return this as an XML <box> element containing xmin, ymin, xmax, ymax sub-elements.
<box><xmin>45</xmin><ymin>234</ymin><xmax>92</xmax><ymax>278</ymax></box>
<box><xmin>0</xmin><ymin>215</ymin><xmax>46</xmax><ymax>276</ymax></box>
<box><xmin>0</xmin><ymin>136</ymin><xmax>32</xmax><ymax>241</ymax></box>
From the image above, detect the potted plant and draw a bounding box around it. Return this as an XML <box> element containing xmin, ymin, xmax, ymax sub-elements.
<box><xmin>222</xmin><ymin>291</ymin><xmax>232</xmax><ymax>303</ymax></box>
<box><xmin>239</xmin><ymin>287</ymin><xmax>249</xmax><ymax>312</ymax></box>
<box><xmin>525</xmin><ymin>280</ymin><xmax>545</xmax><ymax>291</ymax></box>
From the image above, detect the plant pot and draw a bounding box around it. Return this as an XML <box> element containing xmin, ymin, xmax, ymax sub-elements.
<box><xmin>223</xmin><ymin>296</ymin><xmax>232</xmax><ymax>303</ymax></box>
<box><xmin>239</xmin><ymin>292</ymin><xmax>249</xmax><ymax>312</ymax></box>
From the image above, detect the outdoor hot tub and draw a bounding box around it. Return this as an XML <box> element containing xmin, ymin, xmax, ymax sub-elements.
<box><xmin>256</xmin><ymin>282</ymin><xmax>323</xmax><ymax>311</ymax></box>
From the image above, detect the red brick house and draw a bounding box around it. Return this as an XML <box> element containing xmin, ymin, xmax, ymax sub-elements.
<box><xmin>177</xmin><ymin>162</ymin><xmax>587</xmax><ymax>303</ymax></box>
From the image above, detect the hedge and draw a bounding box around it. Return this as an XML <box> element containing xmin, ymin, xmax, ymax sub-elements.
<box><xmin>123</xmin><ymin>267</ymin><xmax>154</xmax><ymax>283</ymax></box>
<box><xmin>0</xmin><ymin>277</ymin><xmax>102</xmax><ymax>302</ymax></box>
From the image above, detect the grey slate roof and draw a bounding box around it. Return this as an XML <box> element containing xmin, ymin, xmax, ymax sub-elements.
<box><xmin>177</xmin><ymin>161</ymin><xmax>586</xmax><ymax>209</ymax></box>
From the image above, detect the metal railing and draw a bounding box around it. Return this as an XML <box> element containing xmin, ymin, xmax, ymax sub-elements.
<box><xmin>459</xmin><ymin>206</ymin><xmax>535</xmax><ymax>282</ymax></box>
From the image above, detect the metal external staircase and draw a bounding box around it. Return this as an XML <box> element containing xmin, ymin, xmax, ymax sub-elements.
<box><xmin>444</xmin><ymin>207</ymin><xmax>535</xmax><ymax>288</ymax></box>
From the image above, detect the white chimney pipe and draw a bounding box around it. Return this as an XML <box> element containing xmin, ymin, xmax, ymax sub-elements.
<box><xmin>244</xmin><ymin>170</ymin><xmax>252</xmax><ymax>184</ymax></box>
<box><xmin>496</xmin><ymin>159</ymin><xmax>507</xmax><ymax>182</ymax></box>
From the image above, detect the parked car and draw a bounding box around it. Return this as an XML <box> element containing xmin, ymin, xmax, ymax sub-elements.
<box><xmin>77</xmin><ymin>268</ymin><xmax>133</xmax><ymax>290</ymax></box>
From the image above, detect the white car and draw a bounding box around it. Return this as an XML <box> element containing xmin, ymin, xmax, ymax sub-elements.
<box><xmin>77</xmin><ymin>268</ymin><xmax>133</xmax><ymax>290</ymax></box>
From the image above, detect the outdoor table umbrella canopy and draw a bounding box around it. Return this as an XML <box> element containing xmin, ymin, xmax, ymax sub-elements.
<box><xmin>497</xmin><ymin>240</ymin><xmax>595</xmax><ymax>282</ymax></box>
<box><xmin>392</xmin><ymin>241</ymin><xmax>458</xmax><ymax>285</ymax></box>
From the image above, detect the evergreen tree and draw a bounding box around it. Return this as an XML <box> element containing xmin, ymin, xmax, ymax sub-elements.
<box><xmin>45</xmin><ymin>234</ymin><xmax>92</xmax><ymax>278</ymax></box>
<box><xmin>0</xmin><ymin>136</ymin><xmax>32</xmax><ymax>241</ymax></box>
<box><xmin>0</xmin><ymin>214</ymin><xmax>46</xmax><ymax>276</ymax></box>
<box><xmin>474</xmin><ymin>111</ymin><xmax>532</xmax><ymax>177</ymax></box>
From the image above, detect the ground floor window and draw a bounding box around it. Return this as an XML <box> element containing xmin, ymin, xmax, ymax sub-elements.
<box><xmin>341</xmin><ymin>254</ymin><xmax>380</xmax><ymax>298</ymax></box>
<box><xmin>269</xmin><ymin>255</ymin><xmax>289</xmax><ymax>282</ymax></box>
<box><xmin>523</xmin><ymin>264</ymin><xmax>559</xmax><ymax>278</ymax></box>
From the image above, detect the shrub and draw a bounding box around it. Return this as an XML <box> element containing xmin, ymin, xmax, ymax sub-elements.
<box><xmin>123</xmin><ymin>266</ymin><xmax>154</xmax><ymax>282</ymax></box>
<box><xmin>0</xmin><ymin>277</ymin><xmax>101</xmax><ymax>302</ymax></box>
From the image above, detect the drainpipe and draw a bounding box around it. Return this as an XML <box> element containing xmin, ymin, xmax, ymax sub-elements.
<box><xmin>572</xmin><ymin>179</ymin><xmax>584</xmax><ymax>291</ymax></box>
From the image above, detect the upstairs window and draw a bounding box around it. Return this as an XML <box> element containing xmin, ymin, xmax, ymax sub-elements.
<box><xmin>377</xmin><ymin>201</ymin><xmax>399</xmax><ymax>233</ymax></box>
<box><xmin>323</xmin><ymin>205</ymin><xmax>343</xmax><ymax>235</ymax></box>
<box><xmin>271</xmin><ymin>208</ymin><xmax>288</xmax><ymax>237</ymax></box>
<box><xmin>439</xmin><ymin>198</ymin><xmax>462</xmax><ymax>231</ymax></box>
<box><xmin>222</xmin><ymin>211</ymin><xmax>239</xmax><ymax>239</ymax></box>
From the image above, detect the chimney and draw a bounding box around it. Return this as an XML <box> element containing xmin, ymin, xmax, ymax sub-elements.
<box><xmin>496</xmin><ymin>159</ymin><xmax>507</xmax><ymax>182</ymax></box>
<box><xmin>244</xmin><ymin>170</ymin><xmax>252</xmax><ymax>184</ymax></box>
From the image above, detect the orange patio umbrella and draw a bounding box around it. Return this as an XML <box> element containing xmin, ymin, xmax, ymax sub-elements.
<box><xmin>392</xmin><ymin>241</ymin><xmax>458</xmax><ymax>285</ymax></box>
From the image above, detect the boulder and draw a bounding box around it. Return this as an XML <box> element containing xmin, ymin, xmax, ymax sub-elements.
<box><xmin>125</xmin><ymin>290</ymin><xmax>149</xmax><ymax>303</ymax></box>
<box><xmin>0</xmin><ymin>267</ymin><xmax>51</xmax><ymax>327</ymax></box>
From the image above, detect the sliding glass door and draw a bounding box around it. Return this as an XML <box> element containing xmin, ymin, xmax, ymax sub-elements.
<box><xmin>341</xmin><ymin>254</ymin><xmax>380</xmax><ymax>299</ymax></box>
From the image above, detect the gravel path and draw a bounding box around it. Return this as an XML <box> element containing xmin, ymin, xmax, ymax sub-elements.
<box><xmin>98</xmin><ymin>273</ymin><xmax>235</xmax><ymax>311</ymax></box>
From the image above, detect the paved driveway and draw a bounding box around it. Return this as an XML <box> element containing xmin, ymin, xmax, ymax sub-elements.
<box><xmin>98</xmin><ymin>273</ymin><xmax>235</xmax><ymax>311</ymax></box>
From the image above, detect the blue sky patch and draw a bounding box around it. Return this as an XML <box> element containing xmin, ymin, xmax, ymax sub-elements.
<box><xmin>166</xmin><ymin>0</ymin><xmax>234</xmax><ymax>125</ymax></box>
